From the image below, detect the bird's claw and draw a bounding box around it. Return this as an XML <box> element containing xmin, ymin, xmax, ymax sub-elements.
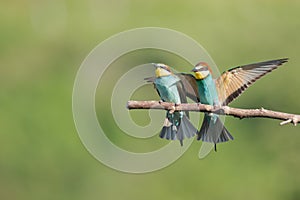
<box><xmin>213</xmin><ymin>105</ymin><xmax>218</xmax><ymax>110</ymax></box>
<box><xmin>169</xmin><ymin>106</ymin><xmax>176</xmax><ymax>114</ymax></box>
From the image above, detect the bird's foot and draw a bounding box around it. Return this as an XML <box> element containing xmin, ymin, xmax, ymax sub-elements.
<box><xmin>174</xmin><ymin>103</ymin><xmax>180</xmax><ymax>107</ymax></box>
<box><xmin>196</xmin><ymin>102</ymin><xmax>202</xmax><ymax>109</ymax></box>
<box><xmin>169</xmin><ymin>106</ymin><xmax>176</xmax><ymax>114</ymax></box>
<box><xmin>170</xmin><ymin>103</ymin><xmax>180</xmax><ymax>114</ymax></box>
<box><xmin>213</xmin><ymin>104</ymin><xmax>224</xmax><ymax>115</ymax></box>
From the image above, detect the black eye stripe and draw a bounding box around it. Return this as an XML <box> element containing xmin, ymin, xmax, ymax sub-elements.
<box><xmin>161</xmin><ymin>66</ymin><xmax>171</xmax><ymax>71</ymax></box>
<box><xmin>196</xmin><ymin>66</ymin><xmax>208</xmax><ymax>71</ymax></box>
<box><xmin>157</xmin><ymin>64</ymin><xmax>166</xmax><ymax>69</ymax></box>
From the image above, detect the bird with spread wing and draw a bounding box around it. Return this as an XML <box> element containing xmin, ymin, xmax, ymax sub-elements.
<box><xmin>178</xmin><ymin>58</ymin><xmax>289</xmax><ymax>150</ymax></box>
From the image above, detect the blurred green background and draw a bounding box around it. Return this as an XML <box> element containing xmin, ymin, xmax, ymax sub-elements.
<box><xmin>1</xmin><ymin>0</ymin><xmax>300</xmax><ymax>199</ymax></box>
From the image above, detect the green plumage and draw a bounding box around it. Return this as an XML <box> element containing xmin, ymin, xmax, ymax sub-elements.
<box><xmin>154</xmin><ymin>74</ymin><xmax>197</xmax><ymax>145</ymax></box>
<box><xmin>195</xmin><ymin>74</ymin><xmax>233</xmax><ymax>150</ymax></box>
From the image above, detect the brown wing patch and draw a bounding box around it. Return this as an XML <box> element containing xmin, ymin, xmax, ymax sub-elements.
<box><xmin>216</xmin><ymin>58</ymin><xmax>288</xmax><ymax>105</ymax></box>
<box><xmin>175</xmin><ymin>80</ymin><xmax>190</xmax><ymax>117</ymax></box>
<box><xmin>176</xmin><ymin>73</ymin><xmax>200</xmax><ymax>103</ymax></box>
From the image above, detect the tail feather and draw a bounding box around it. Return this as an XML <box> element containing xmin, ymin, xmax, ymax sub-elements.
<box><xmin>165</xmin><ymin>126</ymin><xmax>171</xmax><ymax>140</ymax></box>
<box><xmin>177</xmin><ymin>115</ymin><xmax>197</xmax><ymax>145</ymax></box>
<box><xmin>159</xmin><ymin>118</ymin><xmax>174</xmax><ymax>140</ymax></box>
<box><xmin>197</xmin><ymin>114</ymin><xmax>233</xmax><ymax>147</ymax></box>
<box><xmin>159</xmin><ymin>123</ymin><xmax>178</xmax><ymax>141</ymax></box>
<box><xmin>159</xmin><ymin>115</ymin><xmax>197</xmax><ymax>146</ymax></box>
<box><xmin>179</xmin><ymin>115</ymin><xmax>197</xmax><ymax>138</ymax></box>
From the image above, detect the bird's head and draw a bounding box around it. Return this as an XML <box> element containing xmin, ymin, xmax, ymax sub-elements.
<box><xmin>153</xmin><ymin>63</ymin><xmax>172</xmax><ymax>77</ymax></box>
<box><xmin>191</xmin><ymin>62</ymin><xmax>212</xmax><ymax>79</ymax></box>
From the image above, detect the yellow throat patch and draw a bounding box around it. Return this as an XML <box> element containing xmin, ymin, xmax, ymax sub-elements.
<box><xmin>155</xmin><ymin>68</ymin><xmax>171</xmax><ymax>77</ymax></box>
<box><xmin>195</xmin><ymin>71</ymin><xmax>206</xmax><ymax>79</ymax></box>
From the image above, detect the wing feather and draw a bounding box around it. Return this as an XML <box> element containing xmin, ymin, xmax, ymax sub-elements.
<box><xmin>145</xmin><ymin>73</ymin><xmax>200</xmax><ymax>103</ymax></box>
<box><xmin>176</xmin><ymin>73</ymin><xmax>200</xmax><ymax>103</ymax></box>
<box><xmin>216</xmin><ymin>58</ymin><xmax>288</xmax><ymax>105</ymax></box>
<box><xmin>175</xmin><ymin>80</ymin><xmax>190</xmax><ymax>117</ymax></box>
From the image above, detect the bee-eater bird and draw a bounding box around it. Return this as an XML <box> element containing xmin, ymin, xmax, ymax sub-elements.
<box><xmin>148</xmin><ymin>63</ymin><xmax>197</xmax><ymax>146</ymax></box>
<box><xmin>181</xmin><ymin>58</ymin><xmax>289</xmax><ymax>151</ymax></box>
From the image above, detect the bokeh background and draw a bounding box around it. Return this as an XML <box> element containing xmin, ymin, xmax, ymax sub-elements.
<box><xmin>1</xmin><ymin>0</ymin><xmax>300</xmax><ymax>199</ymax></box>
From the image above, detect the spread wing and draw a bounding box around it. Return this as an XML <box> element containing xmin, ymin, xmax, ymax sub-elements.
<box><xmin>176</xmin><ymin>73</ymin><xmax>200</xmax><ymax>103</ymax></box>
<box><xmin>215</xmin><ymin>58</ymin><xmax>288</xmax><ymax>105</ymax></box>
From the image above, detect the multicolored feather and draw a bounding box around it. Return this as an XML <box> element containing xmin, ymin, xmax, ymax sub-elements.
<box><xmin>215</xmin><ymin>58</ymin><xmax>288</xmax><ymax>105</ymax></box>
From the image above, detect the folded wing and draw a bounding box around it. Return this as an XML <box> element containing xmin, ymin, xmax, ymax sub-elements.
<box><xmin>145</xmin><ymin>74</ymin><xmax>200</xmax><ymax>103</ymax></box>
<box><xmin>176</xmin><ymin>73</ymin><xmax>200</xmax><ymax>103</ymax></box>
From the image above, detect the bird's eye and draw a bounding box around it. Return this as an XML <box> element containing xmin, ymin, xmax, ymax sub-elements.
<box><xmin>162</xmin><ymin>65</ymin><xmax>168</xmax><ymax>70</ymax></box>
<box><xmin>157</xmin><ymin>64</ymin><xmax>165</xmax><ymax>69</ymax></box>
<box><xmin>200</xmin><ymin>66</ymin><xmax>208</xmax><ymax>71</ymax></box>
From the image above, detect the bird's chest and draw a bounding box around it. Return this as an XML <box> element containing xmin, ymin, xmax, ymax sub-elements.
<box><xmin>155</xmin><ymin>76</ymin><xmax>180</xmax><ymax>103</ymax></box>
<box><xmin>197</xmin><ymin>77</ymin><xmax>219</xmax><ymax>105</ymax></box>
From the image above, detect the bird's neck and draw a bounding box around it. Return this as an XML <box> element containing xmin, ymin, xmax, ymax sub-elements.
<box><xmin>195</xmin><ymin>73</ymin><xmax>211</xmax><ymax>80</ymax></box>
<box><xmin>155</xmin><ymin>68</ymin><xmax>172</xmax><ymax>77</ymax></box>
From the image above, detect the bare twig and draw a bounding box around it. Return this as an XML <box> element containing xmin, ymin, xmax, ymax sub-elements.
<box><xmin>127</xmin><ymin>100</ymin><xmax>300</xmax><ymax>126</ymax></box>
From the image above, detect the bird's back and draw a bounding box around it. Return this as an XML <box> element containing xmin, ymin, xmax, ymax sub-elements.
<box><xmin>154</xmin><ymin>75</ymin><xmax>181</xmax><ymax>103</ymax></box>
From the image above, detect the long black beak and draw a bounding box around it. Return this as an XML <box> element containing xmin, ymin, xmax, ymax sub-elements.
<box><xmin>191</xmin><ymin>68</ymin><xmax>197</xmax><ymax>72</ymax></box>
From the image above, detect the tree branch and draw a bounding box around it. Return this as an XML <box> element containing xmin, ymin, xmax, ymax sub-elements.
<box><xmin>126</xmin><ymin>100</ymin><xmax>300</xmax><ymax>126</ymax></box>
